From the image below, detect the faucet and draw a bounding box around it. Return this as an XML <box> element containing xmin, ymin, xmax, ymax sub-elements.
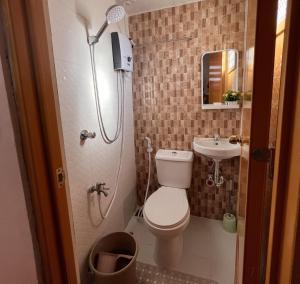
<box><xmin>88</xmin><ymin>182</ymin><xmax>109</xmax><ymax>197</ymax></box>
<box><xmin>214</xmin><ymin>133</ymin><xmax>220</xmax><ymax>144</ymax></box>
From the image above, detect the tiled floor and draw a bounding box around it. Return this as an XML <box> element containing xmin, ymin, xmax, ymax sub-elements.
<box><xmin>125</xmin><ymin>215</ymin><xmax>237</xmax><ymax>284</ymax></box>
<box><xmin>136</xmin><ymin>262</ymin><xmax>218</xmax><ymax>284</ymax></box>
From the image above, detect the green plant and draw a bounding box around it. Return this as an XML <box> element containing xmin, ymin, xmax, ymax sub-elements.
<box><xmin>223</xmin><ymin>90</ymin><xmax>241</xmax><ymax>102</ymax></box>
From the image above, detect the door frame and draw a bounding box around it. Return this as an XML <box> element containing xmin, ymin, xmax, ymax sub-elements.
<box><xmin>0</xmin><ymin>0</ymin><xmax>78</xmax><ymax>283</ymax></box>
<box><xmin>241</xmin><ymin>0</ymin><xmax>278</xmax><ymax>282</ymax></box>
<box><xmin>266</xmin><ymin>0</ymin><xmax>300</xmax><ymax>282</ymax></box>
<box><xmin>0</xmin><ymin>0</ymin><xmax>298</xmax><ymax>283</ymax></box>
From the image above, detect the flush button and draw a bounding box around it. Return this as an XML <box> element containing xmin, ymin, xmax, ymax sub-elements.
<box><xmin>172</xmin><ymin>151</ymin><xmax>177</xmax><ymax>155</ymax></box>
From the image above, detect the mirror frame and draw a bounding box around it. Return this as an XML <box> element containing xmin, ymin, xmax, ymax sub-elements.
<box><xmin>201</xmin><ymin>49</ymin><xmax>240</xmax><ymax>110</ymax></box>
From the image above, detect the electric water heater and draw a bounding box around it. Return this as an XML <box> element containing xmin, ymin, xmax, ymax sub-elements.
<box><xmin>111</xmin><ymin>32</ymin><xmax>133</xmax><ymax>72</ymax></box>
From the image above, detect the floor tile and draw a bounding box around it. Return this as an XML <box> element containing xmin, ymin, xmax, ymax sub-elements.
<box><xmin>137</xmin><ymin>262</ymin><xmax>218</xmax><ymax>284</ymax></box>
<box><xmin>125</xmin><ymin>215</ymin><xmax>237</xmax><ymax>284</ymax></box>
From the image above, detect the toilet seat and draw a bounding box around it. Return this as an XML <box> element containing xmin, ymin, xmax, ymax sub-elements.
<box><xmin>144</xmin><ymin>186</ymin><xmax>189</xmax><ymax>229</ymax></box>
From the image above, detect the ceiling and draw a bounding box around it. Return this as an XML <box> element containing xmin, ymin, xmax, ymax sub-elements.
<box><xmin>116</xmin><ymin>0</ymin><xmax>203</xmax><ymax>16</ymax></box>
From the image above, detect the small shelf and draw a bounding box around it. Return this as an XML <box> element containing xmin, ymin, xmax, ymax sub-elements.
<box><xmin>202</xmin><ymin>104</ymin><xmax>240</xmax><ymax>110</ymax></box>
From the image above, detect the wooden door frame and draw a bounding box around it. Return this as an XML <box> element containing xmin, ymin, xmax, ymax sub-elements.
<box><xmin>0</xmin><ymin>0</ymin><xmax>297</xmax><ymax>283</ymax></box>
<box><xmin>266</xmin><ymin>0</ymin><xmax>300</xmax><ymax>282</ymax></box>
<box><xmin>0</xmin><ymin>0</ymin><xmax>78</xmax><ymax>283</ymax></box>
<box><xmin>242</xmin><ymin>0</ymin><xmax>278</xmax><ymax>282</ymax></box>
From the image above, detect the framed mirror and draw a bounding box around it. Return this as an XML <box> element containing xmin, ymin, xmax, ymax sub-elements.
<box><xmin>201</xmin><ymin>49</ymin><xmax>240</xmax><ymax>109</ymax></box>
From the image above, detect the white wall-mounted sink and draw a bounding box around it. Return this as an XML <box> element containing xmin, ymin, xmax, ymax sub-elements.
<box><xmin>193</xmin><ymin>137</ymin><xmax>241</xmax><ymax>160</ymax></box>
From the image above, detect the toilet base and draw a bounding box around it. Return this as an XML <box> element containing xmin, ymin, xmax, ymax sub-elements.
<box><xmin>153</xmin><ymin>235</ymin><xmax>183</xmax><ymax>268</ymax></box>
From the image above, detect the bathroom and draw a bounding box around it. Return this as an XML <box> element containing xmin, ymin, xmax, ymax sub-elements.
<box><xmin>1</xmin><ymin>0</ymin><xmax>298</xmax><ymax>283</ymax></box>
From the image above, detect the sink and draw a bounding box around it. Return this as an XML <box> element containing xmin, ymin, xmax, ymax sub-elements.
<box><xmin>193</xmin><ymin>137</ymin><xmax>241</xmax><ymax>160</ymax></box>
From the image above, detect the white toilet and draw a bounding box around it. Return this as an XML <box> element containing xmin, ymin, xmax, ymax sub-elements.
<box><xmin>143</xmin><ymin>149</ymin><xmax>194</xmax><ymax>268</ymax></box>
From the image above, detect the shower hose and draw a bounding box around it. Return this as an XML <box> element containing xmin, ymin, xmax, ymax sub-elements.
<box><xmin>89</xmin><ymin>44</ymin><xmax>125</xmax><ymax>219</ymax></box>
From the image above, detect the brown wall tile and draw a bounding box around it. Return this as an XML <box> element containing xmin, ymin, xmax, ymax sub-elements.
<box><xmin>129</xmin><ymin>0</ymin><xmax>245</xmax><ymax>219</ymax></box>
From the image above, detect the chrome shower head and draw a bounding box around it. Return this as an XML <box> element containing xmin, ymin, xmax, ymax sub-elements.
<box><xmin>88</xmin><ymin>5</ymin><xmax>126</xmax><ymax>45</ymax></box>
<box><xmin>106</xmin><ymin>5</ymin><xmax>126</xmax><ymax>24</ymax></box>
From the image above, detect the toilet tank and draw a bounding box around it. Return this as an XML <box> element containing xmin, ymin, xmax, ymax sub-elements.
<box><xmin>155</xmin><ymin>149</ymin><xmax>194</xmax><ymax>189</ymax></box>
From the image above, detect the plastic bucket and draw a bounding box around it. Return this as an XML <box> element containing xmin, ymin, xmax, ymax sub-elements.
<box><xmin>89</xmin><ymin>232</ymin><xmax>138</xmax><ymax>284</ymax></box>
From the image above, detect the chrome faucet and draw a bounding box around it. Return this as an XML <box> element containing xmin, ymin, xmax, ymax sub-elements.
<box><xmin>88</xmin><ymin>182</ymin><xmax>109</xmax><ymax>197</ymax></box>
<box><xmin>80</xmin><ymin>130</ymin><xmax>96</xmax><ymax>141</ymax></box>
<box><xmin>214</xmin><ymin>133</ymin><xmax>220</xmax><ymax>144</ymax></box>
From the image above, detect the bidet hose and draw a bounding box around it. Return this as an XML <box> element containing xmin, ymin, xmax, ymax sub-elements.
<box><xmin>137</xmin><ymin>150</ymin><xmax>151</xmax><ymax>217</ymax></box>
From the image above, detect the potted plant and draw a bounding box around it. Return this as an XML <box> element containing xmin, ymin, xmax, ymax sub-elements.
<box><xmin>223</xmin><ymin>90</ymin><xmax>241</xmax><ymax>105</ymax></box>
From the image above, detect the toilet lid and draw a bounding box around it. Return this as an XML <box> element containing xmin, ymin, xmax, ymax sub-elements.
<box><xmin>144</xmin><ymin>187</ymin><xmax>189</xmax><ymax>228</ymax></box>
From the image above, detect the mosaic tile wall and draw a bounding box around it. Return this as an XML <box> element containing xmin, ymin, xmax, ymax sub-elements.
<box><xmin>129</xmin><ymin>0</ymin><xmax>246</xmax><ymax>219</ymax></box>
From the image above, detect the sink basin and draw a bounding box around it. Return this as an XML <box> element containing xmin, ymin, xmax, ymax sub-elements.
<box><xmin>193</xmin><ymin>137</ymin><xmax>241</xmax><ymax>160</ymax></box>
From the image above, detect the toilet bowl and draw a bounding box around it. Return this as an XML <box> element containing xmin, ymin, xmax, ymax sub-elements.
<box><xmin>143</xmin><ymin>149</ymin><xmax>193</xmax><ymax>268</ymax></box>
<box><xmin>143</xmin><ymin>186</ymin><xmax>190</xmax><ymax>267</ymax></box>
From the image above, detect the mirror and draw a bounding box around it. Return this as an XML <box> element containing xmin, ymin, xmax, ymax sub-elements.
<box><xmin>201</xmin><ymin>49</ymin><xmax>239</xmax><ymax>109</ymax></box>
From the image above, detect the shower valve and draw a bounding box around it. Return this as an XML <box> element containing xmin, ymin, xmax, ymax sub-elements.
<box><xmin>80</xmin><ymin>130</ymin><xmax>96</xmax><ymax>141</ymax></box>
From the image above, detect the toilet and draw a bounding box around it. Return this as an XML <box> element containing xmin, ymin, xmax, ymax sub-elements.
<box><xmin>143</xmin><ymin>149</ymin><xmax>194</xmax><ymax>268</ymax></box>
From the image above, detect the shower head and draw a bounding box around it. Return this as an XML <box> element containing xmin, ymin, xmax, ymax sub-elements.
<box><xmin>106</xmin><ymin>5</ymin><xmax>126</xmax><ymax>24</ymax></box>
<box><xmin>88</xmin><ymin>5</ymin><xmax>126</xmax><ymax>45</ymax></box>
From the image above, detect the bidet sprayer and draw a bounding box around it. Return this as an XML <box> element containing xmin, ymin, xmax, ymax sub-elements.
<box><xmin>144</xmin><ymin>137</ymin><xmax>153</xmax><ymax>153</ymax></box>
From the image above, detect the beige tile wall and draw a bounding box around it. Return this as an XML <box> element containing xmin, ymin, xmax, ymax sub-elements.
<box><xmin>129</xmin><ymin>0</ymin><xmax>245</xmax><ymax>219</ymax></box>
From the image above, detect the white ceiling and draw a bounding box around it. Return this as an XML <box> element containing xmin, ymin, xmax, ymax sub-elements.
<box><xmin>116</xmin><ymin>0</ymin><xmax>203</xmax><ymax>16</ymax></box>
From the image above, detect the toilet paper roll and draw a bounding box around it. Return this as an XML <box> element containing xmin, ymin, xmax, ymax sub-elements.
<box><xmin>223</xmin><ymin>213</ymin><xmax>236</xmax><ymax>233</ymax></box>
